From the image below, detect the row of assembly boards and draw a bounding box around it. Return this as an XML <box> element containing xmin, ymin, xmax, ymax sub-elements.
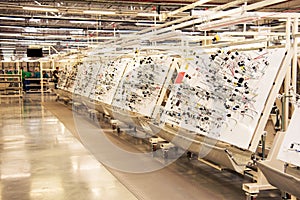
<box><xmin>55</xmin><ymin>47</ymin><xmax>300</xmax><ymax>198</ymax></box>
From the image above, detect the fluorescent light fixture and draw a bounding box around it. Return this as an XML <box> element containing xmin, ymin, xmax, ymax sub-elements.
<box><xmin>135</xmin><ymin>22</ymin><xmax>159</xmax><ymax>26</ymax></box>
<box><xmin>0</xmin><ymin>25</ymin><xmax>26</xmax><ymax>29</ymax></box>
<box><xmin>0</xmin><ymin>42</ymin><xmax>16</xmax><ymax>45</ymax></box>
<box><xmin>0</xmin><ymin>39</ymin><xmax>58</xmax><ymax>44</ymax></box>
<box><xmin>137</xmin><ymin>13</ymin><xmax>159</xmax><ymax>17</ymax></box>
<box><xmin>28</xmin><ymin>45</ymin><xmax>41</xmax><ymax>49</ymax></box>
<box><xmin>83</xmin><ymin>10</ymin><xmax>116</xmax><ymax>15</ymax></box>
<box><xmin>0</xmin><ymin>33</ymin><xmax>22</xmax><ymax>37</ymax></box>
<box><xmin>39</xmin><ymin>43</ymin><xmax>55</xmax><ymax>46</ymax></box>
<box><xmin>69</xmin><ymin>20</ymin><xmax>97</xmax><ymax>24</ymax></box>
<box><xmin>0</xmin><ymin>47</ymin><xmax>15</xmax><ymax>50</ymax></box>
<box><xmin>60</xmin><ymin>42</ymin><xmax>90</xmax><ymax>47</ymax></box>
<box><xmin>90</xmin><ymin>36</ymin><xmax>117</xmax><ymax>40</ymax></box>
<box><xmin>28</xmin><ymin>27</ymin><xmax>84</xmax><ymax>31</ymax></box>
<box><xmin>0</xmin><ymin>17</ymin><xmax>25</xmax><ymax>21</ymax></box>
<box><xmin>24</xmin><ymin>27</ymin><xmax>38</xmax><ymax>33</ymax></box>
<box><xmin>87</xmin><ymin>29</ymin><xmax>137</xmax><ymax>33</ymax></box>
<box><xmin>29</xmin><ymin>18</ymin><xmax>41</xmax><ymax>23</ymax></box>
<box><xmin>69</xmin><ymin>30</ymin><xmax>84</xmax><ymax>35</ymax></box>
<box><xmin>1</xmin><ymin>173</ymin><xmax>31</xmax><ymax>179</ymax></box>
<box><xmin>57</xmin><ymin>28</ymin><xmax>84</xmax><ymax>31</ymax></box>
<box><xmin>21</xmin><ymin>35</ymin><xmax>43</xmax><ymax>40</ymax></box>
<box><xmin>197</xmin><ymin>15</ymin><xmax>260</xmax><ymax>31</ymax></box>
<box><xmin>45</xmin><ymin>35</ymin><xmax>74</xmax><ymax>38</ymax></box>
<box><xmin>23</xmin><ymin>6</ymin><xmax>59</xmax><ymax>12</ymax></box>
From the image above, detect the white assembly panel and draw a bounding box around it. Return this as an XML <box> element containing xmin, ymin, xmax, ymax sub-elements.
<box><xmin>112</xmin><ymin>55</ymin><xmax>175</xmax><ymax>117</ymax></box>
<box><xmin>277</xmin><ymin>106</ymin><xmax>300</xmax><ymax>167</ymax></box>
<box><xmin>57</xmin><ymin>48</ymin><xmax>285</xmax><ymax>150</ymax></box>
<box><xmin>91</xmin><ymin>57</ymin><xmax>130</xmax><ymax>104</ymax></box>
<box><xmin>74</xmin><ymin>60</ymin><xmax>101</xmax><ymax>97</ymax></box>
<box><xmin>161</xmin><ymin>48</ymin><xmax>285</xmax><ymax>149</ymax></box>
<box><xmin>57</xmin><ymin>63</ymin><xmax>79</xmax><ymax>92</ymax></box>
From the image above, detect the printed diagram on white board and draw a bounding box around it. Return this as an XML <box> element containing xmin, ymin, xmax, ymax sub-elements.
<box><xmin>90</xmin><ymin>57</ymin><xmax>130</xmax><ymax>104</ymax></box>
<box><xmin>63</xmin><ymin>64</ymin><xmax>80</xmax><ymax>92</ymax></box>
<box><xmin>112</xmin><ymin>55</ymin><xmax>175</xmax><ymax>117</ymax></box>
<box><xmin>57</xmin><ymin>63</ymin><xmax>79</xmax><ymax>92</ymax></box>
<box><xmin>74</xmin><ymin>60</ymin><xmax>101</xmax><ymax>97</ymax></box>
<box><xmin>160</xmin><ymin>48</ymin><xmax>285</xmax><ymax>149</ymax></box>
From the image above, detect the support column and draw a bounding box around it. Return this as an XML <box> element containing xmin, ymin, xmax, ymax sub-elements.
<box><xmin>283</xmin><ymin>17</ymin><xmax>291</xmax><ymax>131</ymax></box>
<box><xmin>292</xmin><ymin>18</ymin><xmax>298</xmax><ymax>92</ymax></box>
<box><xmin>40</xmin><ymin>61</ymin><xmax>44</xmax><ymax>103</ymax></box>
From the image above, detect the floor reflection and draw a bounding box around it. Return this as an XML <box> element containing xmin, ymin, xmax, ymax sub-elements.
<box><xmin>0</xmin><ymin>94</ymin><xmax>137</xmax><ymax>200</ymax></box>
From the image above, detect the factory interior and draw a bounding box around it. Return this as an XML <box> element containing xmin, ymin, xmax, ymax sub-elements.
<box><xmin>1</xmin><ymin>0</ymin><xmax>300</xmax><ymax>199</ymax></box>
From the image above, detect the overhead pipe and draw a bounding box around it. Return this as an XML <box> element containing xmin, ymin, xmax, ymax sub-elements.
<box><xmin>138</xmin><ymin>0</ymin><xmax>253</xmax><ymax>35</ymax></box>
<box><xmin>158</xmin><ymin>0</ymin><xmax>289</xmax><ymax>34</ymax></box>
<box><xmin>210</xmin><ymin>0</ymin><xmax>249</xmax><ymax>11</ymax></box>
<box><xmin>161</xmin><ymin>0</ymin><xmax>213</xmax><ymax>21</ymax></box>
<box><xmin>104</xmin><ymin>0</ymin><xmax>288</xmax><ymax>49</ymax></box>
<box><xmin>100</xmin><ymin>0</ymin><xmax>252</xmax><ymax>47</ymax></box>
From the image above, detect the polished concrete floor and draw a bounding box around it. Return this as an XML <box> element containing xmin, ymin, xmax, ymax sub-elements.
<box><xmin>0</xmin><ymin>94</ymin><xmax>283</xmax><ymax>200</ymax></box>
<box><xmin>0</xmin><ymin>96</ymin><xmax>137</xmax><ymax>200</ymax></box>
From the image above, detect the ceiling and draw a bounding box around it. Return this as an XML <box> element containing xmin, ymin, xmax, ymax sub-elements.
<box><xmin>0</xmin><ymin>0</ymin><xmax>299</xmax><ymax>60</ymax></box>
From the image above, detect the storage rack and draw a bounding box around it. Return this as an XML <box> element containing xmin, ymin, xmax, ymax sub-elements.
<box><xmin>40</xmin><ymin>59</ymin><xmax>55</xmax><ymax>93</ymax></box>
<box><xmin>0</xmin><ymin>74</ymin><xmax>22</xmax><ymax>98</ymax></box>
<box><xmin>22</xmin><ymin>59</ymin><xmax>55</xmax><ymax>93</ymax></box>
<box><xmin>0</xmin><ymin>61</ymin><xmax>22</xmax><ymax>98</ymax></box>
<box><xmin>24</xmin><ymin>77</ymin><xmax>51</xmax><ymax>93</ymax></box>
